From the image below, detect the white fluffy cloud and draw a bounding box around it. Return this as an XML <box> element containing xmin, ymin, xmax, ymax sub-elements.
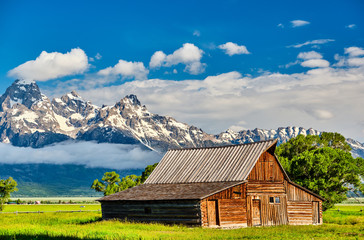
<box><xmin>149</xmin><ymin>43</ymin><xmax>205</xmax><ymax>74</ymax></box>
<box><xmin>291</xmin><ymin>20</ymin><xmax>310</xmax><ymax>27</ymax></box>
<box><xmin>98</xmin><ymin>59</ymin><xmax>149</xmax><ymax>79</ymax></box>
<box><xmin>345</xmin><ymin>47</ymin><xmax>364</xmax><ymax>57</ymax></box>
<box><xmin>149</xmin><ymin>51</ymin><xmax>167</xmax><ymax>68</ymax></box>
<box><xmin>218</xmin><ymin>42</ymin><xmax>250</xmax><ymax>56</ymax></box>
<box><xmin>0</xmin><ymin>141</ymin><xmax>161</xmax><ymax>169</ymax></box>
<box><xmin>335</xmin><ymin>47</ymin><xmax>364</xmax><ymax>67</ymax></box>
<box><xmin>8</xmin><ymin>48</ymin><xmax>89</xmax><ymax>81</ymax></box>
<box><xmin>285</xmin><ymin>51</ymin><xmax>325</xmax><ymax>68</ymax></box>
<box><xmin>301</xmin><ymin>59</ymin><xmax>330</xmax><ymax>68</ymax></box>
<box><xmin>297</xmin><ymin>51</ymin><xmax>323</xmax><ymax>60</ymax></box>
<box><xmin>289</xmin><ymin>39</ymin><xmax>335</xmax><ymax>48</ymax></box>
<box><xmin>347</xmin><ymin>58</ymin><xmax>364</xmax><ymax>67</ymax></box>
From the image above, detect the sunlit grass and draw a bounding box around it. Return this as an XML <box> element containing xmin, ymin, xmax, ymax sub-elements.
<box><xmin>2</xmin><ymin>204</ymin><xmax>100</xmax><ymax>213</ymax></box>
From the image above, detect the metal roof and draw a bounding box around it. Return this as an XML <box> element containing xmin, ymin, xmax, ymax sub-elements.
<box><xmin>98</xmin><ymin>181</ymin><xmax>244</xmax><ymax>201</ymax></box>
<box><xmin>144</xmin><ymin>139</ymin><xmax>278</xmax><ymax>184</ymax></box>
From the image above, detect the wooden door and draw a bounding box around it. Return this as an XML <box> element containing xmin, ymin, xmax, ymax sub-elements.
<box><xmin>312</xmin><ymin>201</ymin><xmax>320</xmax><ymax>224</ymax></box>
<box><xmin>252</xmin><ymin>199</ymin><xmax>261</xmax><ymax>226</ymax></box>
<box><xmin>208</xmin><ymin>200</ymin><xmax>219</xmax><ymax>226</ymax></box>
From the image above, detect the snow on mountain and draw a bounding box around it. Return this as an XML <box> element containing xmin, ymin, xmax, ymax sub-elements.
<box><xmin>0</xmin><ymin>79</ymin><xmax>363</xmax><ymax>158</ymax></box>
<box><xmin>77</xmin><ymin>94</ymin><xmax>213</xmax><ymax>151</ymax></box>
<box><xmin>216</xmin><ymin>127</ymin><xmax>321</xmax><ymax>145</ymax></box>
<box><xmin>0</xmin><ymin>79</ymin><xmax>42</xmax><ymax>110</ymax></box>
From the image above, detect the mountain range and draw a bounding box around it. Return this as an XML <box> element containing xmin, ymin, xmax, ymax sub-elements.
<box><xmin>1</xmin><ymin>79</ymin><xmax>364</xmax><ymax>155</ymax></box>
<box><xmin>1</xmin><ymin>79</ymin><xmax>363</xmax><ymax>196</ymax></box>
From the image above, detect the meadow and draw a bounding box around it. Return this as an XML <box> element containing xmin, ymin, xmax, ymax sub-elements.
<box><xmin>0</xmin><ymin>204</ymin><xmax>363</xmax><ymax>240</ymax></box>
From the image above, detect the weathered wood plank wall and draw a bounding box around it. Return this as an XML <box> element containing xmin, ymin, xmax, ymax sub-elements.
<box><xmin>101</xmin><ymin>200</ymin><xmax>201</xmax><ymax>225</ymax></box>
<box><xmin>201</xmin><ymin>183</ymin><xmax>247</xmax><ymax>227</ymax></box>
<box><xmin>287</xmin><ymin>202</ymin><xmax>313</xmax><ymax>225</ymax></box>
<box><xmin>285</xmin><ymin>182</ymin><xmax>322</xmax><ymax>225</ymax></box>
<box><xmin>247</xmin><ymin>151</ymin><xmax>284</xmax><ymax>182</ymax></box>
<box><xmin>246</xmin><ymin>195</ymin><xmax>288</xmax><ymax>226</ymax></box>
<box><xmin>206</xmin><ymin>183</ymin><xmax>246</xmax><ymax>200</ymax></box>
<box><xmin>246</xmin><ymin>150</ymin><xmax>289</xmax><ymax>226</ymax></box>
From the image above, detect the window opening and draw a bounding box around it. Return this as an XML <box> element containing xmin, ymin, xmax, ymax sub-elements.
<box><xmin>269</xmin><ymin>196</ymin><xmax>280</xmax><ymax>204</ymax></box>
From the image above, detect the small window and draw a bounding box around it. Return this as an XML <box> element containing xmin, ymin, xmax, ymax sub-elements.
<box><xmin>269</xmin><ymin>196</ymin><xmax>280</xmax><ymax>204</ymax></box>
<box><xmin>144</xmin><ymin>207</ymin><xmax>151</xmax><ymax>214</ymax></box>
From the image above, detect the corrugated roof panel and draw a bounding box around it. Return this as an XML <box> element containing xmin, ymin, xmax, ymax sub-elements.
<box><xmin>196</xmin><ymin>147</ymin><xmax>226</xmax><ymax>182</ymax></box>
<box><xmin>185</xmin><ymin>147</ymin><xmax>215</xmax><ymax>182</ymax></box>
<box><xmin>171</xmin><ymin>149</ymin><xmax>199</xmax><ymax>183</ymax></box>
<box><xmin>159</xmin><ymin>149</ymin><xmax>190</xmax><ymax>183</ymax></box>
<box><xmin>194</xmin><ymin>147</ymin><xmax>217</xmax><ymax>182</ymax></box>
<box><xmin>182</xmin><ymin>148</ymin><xmax>207</xmax><ymax>182</ymax></box>
<box><xmin>229</xmin><ymin>144</ymin><xmax>251</xmax><ymax>181</ymax></box>
<box><xmin>146</xmin><ymin>150</ymin><xmax>174</xmax><ymax>183</ymax></box>
<box><xmin>207</xmin><ymin>146</ymin><xmax>235</xmax><ymax>182</ymax></box>
<box><xmin>145</xmin><ymin>139</ymin><xmax>277</xmax><ymax>184</ymax></box>
<box><xmin>217</xmin><ymin>144</ymin><xmax>245</xmax><ymax>181</ymax></box>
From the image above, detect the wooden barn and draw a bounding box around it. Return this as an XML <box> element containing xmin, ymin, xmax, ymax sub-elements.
<box><xmin>98</xmin><ymin>139</ymin><xmax>324</xmax><ymax>227</ymax></box>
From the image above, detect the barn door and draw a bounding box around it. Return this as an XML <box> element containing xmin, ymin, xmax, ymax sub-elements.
<box><xmin>252</xmin><ymin>199</ymin><xmax>261</xmax><ymax>226</ymax></box>
<box><xmin>207</xmin><ymin>200</ymin><xmax>219</xmax><ymax>226</ymax></box>
<box><xmin>312</xmin><ymin>201</ymin><xmax>320</xmax><ymax>224</ymax></box>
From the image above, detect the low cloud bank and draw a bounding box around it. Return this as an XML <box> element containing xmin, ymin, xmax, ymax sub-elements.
<box><xmin>0</xmin><ymin>141</ymin><xmax>162</xmax><ymax>169</ymax></box>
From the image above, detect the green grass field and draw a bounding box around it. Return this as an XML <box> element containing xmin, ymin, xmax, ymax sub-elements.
<box><xmin>0</xmin><ymin>204</ymin><xmax>363</xmax><ymax>240</ymax></box>
<box><xmin>2</xmin><ymin>204</ymin><xmax>100</xmax><ymax>213</ymax></box>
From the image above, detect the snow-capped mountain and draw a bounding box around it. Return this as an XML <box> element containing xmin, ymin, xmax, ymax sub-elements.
<box><xmin>216</xmin><ymin>127</ymin><xmax>321</xmax><ymax>145</ymax></box>
<box><xmin>0</xmin><ymin>80</ymin><xmax>215</xmax><ymax>151</ymax></box>
<box><xmin>0</xmin><ymin>79</ymin><xmax>363</xmax><ymax>158</ymax></box>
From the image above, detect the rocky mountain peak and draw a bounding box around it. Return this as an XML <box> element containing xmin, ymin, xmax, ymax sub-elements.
<box><xmin>52</xmin><ymin>90</ymin><xmax>98</xmax><ymax>121</ymax></box>
<box><xmin>0</xmin><ymin>79</ymin><xmax>42</xmax><ymax>110</ymax></box>
<box><xmin>61</xmin><ymin>90</ymin><xmax>84</xmax><ymax>103</ymax></box>
<box><xmin>124</xmin><ymin>94</ymin><xmax>141</xmax><ymax>106</ymax></box>
<box><xmin>114</xmin><ymin>94</ymin><xmax>144</xmax><ymax>115</ymax></box>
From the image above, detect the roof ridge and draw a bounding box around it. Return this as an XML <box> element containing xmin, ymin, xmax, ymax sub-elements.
<box><xmin>168</xmin><ymin>139</ymin><xmax>277</xmax><ymax>151</ymax></box>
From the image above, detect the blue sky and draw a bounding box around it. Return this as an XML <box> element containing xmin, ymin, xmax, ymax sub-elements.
<box><xmin>1</xmin><ymin>0</ymin><xmax>364</xmax><ymax>142</ymax></box>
